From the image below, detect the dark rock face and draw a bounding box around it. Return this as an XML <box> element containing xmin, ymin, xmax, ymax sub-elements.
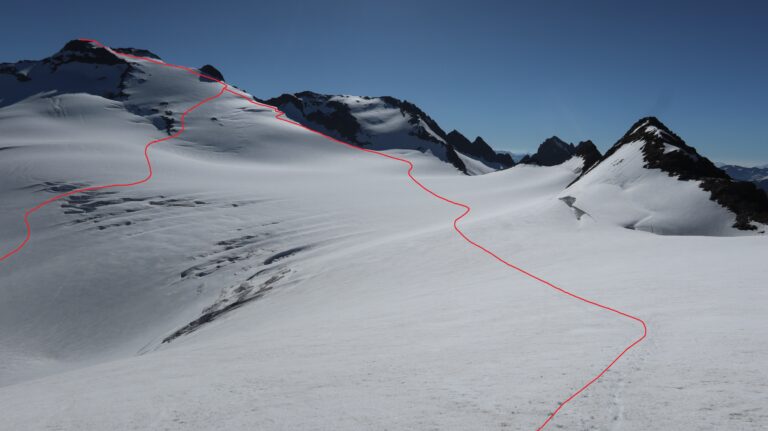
<box><xmin>534</xmin><ymin>136</ymin><xmax>574</xmax><ymax>166</ymax></box>
<box><xmin>605</xmin><ymin>117</ymin><xmax>727</xmax><ymax>180</ymax></box>
<box><xmin>199</xmin><ymin>64</ymin><xmax>224</xmax><ymax>82</ymax></box>
<box><xmin>47</xmin><ymin>40</ymin><xmax>126</xmax><ymax>67</ymax></box>
<box><xmin>574</xmin><ymin>140</ymin><xmax>602</xmax><ymax>171</ymax></box>
<box><xmin>0</xmin><ymin>63</ymin><xmax>31</xmax><ymax>81</ymax></box>
<box><xmin>701</xmin><ymin>179</ymin><xmax>768</xmax><ymax>230</ymax></box>
<box><xmin>521</xmin><ymin>136</ymin><xmax>596</xmax><ymax>167</ymax></box>
<box><xmin>446</xmin><ymin>130</ymin><xmax>515</xmax><ymax>169</ymax></box>
<box><xmin>267</xmin><ymin>92</ymin><xmax>361</xmax><ymax>144</ymax></box>
<box><xmin>719</xmin><ymin>165</ymin><xmax>768</xmax><ymax>193</ymax></box>
<box><xmin>445</xmin><ymin>145</ymin><xmax>468</xmax><ymax>174</ymax></box>
<box><xmin>306</xmin><ymin>100</ymin><xmax>360</xmax><ymax>143</ymax></box>
<box><xmin>578</xmin><ymin>116</ymin><xmax>768</xmax><ymax>230</ymax></box>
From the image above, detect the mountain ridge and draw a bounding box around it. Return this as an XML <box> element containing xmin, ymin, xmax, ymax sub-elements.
<box><xmin>265</xmin><ymin>91</ymin><xmax>514</xmax><ymax>175</ymax></box>
<box><xmin>520</xmin><ymin>136</ymin><xmax>602</xmax><ymax>171</ymax></box>
<box><xmin>567</xmin><ymin>116</ymin><xmax>768</xmax><ymax>232</ymax></box>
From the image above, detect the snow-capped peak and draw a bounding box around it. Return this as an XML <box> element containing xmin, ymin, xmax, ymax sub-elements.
<box><xmin>519</xmin><ymin>136</ymin><xmax>601</xmax><ymax>171</ymax></box>
<box><xmin>565</xmin><ymin>117</ymin><xmax>768</xmax><ymax>234</ymax></box>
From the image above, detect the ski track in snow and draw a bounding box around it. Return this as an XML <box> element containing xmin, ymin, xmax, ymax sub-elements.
<box><xmin>0</xmin><ymin>38</ymin><xmax>647</xmax><ymax>430</ymax></box>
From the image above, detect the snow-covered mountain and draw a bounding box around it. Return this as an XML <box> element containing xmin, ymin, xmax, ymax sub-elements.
<box><xmin>265</xmin><ymin>92</ymin><xmax>514</xmax><ymax>175</ymax></box>
<box><xmin>520</xmin><ymin>136</ymin><xmax>602</xmax><ymax>171</ymax></box>
<box><xmin>563</xmin><ymin>117</ymin><xmax>768</xmax><ymax>235</ymax></box>
<box><xmin>1</xmin><ymin>40</ymin><xmax>133</xmax><ymax>108</ymax></box>
<box><xmin>1</xmin><ymin>41</ymin><xmax>767</xmax><ymax>431</ymax></box>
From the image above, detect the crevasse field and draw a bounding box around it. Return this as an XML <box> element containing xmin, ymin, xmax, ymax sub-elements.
<box><xmin>0</xmin><ymin>49</ymin><xmax>766</xmax><ymax>430</ymax></box>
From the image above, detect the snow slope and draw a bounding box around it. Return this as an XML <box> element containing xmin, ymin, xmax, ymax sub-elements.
<box><xmin>0</xmin><ymin>42</ymin><xmax>766</xmax><ymax>430</ymax></box>
<box><xmin>562</xmin><ymin>141</ymin><xmax>745</xmax><ymax>235</ymax></box>
<box><xmin>564</xmin><ymin>118</ymin><xmax>768</xmax><ymax>236</ymax></box>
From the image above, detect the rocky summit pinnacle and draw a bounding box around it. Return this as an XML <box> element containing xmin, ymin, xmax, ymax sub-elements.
<box><xmin>199</xmin><ymin>65</ymin><xmax>224</xmax><ymax>82</ymax></box>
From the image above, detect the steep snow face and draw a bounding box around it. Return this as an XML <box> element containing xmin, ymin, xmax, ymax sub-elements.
<box><xmin>565</xmin><ymin>118</ymin><xmax>768</xmax><ymax>235</ymax></box>
<box><xmin>265</xmin><ymin>92</ymin><xmax>510</xmax><ymax>175</ymax></box>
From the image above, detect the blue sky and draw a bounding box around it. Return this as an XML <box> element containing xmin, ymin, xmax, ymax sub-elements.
<box><xmin>3</xmin><ymin>0</ymin><xmax>767</xmax><ymax>165</ymax></box>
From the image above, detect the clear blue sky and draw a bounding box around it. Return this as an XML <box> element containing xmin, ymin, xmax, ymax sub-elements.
<box><xmin>3</xmin><ymin>0</ymin><xmax>767</xmax><ymax>165</ymax></box>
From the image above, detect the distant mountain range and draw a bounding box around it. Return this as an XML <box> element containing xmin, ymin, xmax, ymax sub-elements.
<box><xmin>717</xmin><ymin>164</ymin><xmax>768</xmax><ymax>193</ymax></box>
<box><xmin>1</xmin><ymin>39</ymin><xmax>766</xmax><ymax>235</ymax></box>
<box><xmin>519</xmin><ymin>137</ymin><xmax>602</xmax><ymax>171</ymax></box>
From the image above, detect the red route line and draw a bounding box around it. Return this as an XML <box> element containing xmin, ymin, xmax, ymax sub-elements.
<box><xmin>0</xmin><ymin>39</ymin><xmax>647</xmax><ymax>430</ymax></box>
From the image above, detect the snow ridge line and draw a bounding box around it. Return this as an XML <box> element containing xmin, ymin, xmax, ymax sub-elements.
<box><xmin>0</xmin><ymin>39</ymin><xmax>647</xmax><ymax>430</ymax></box>
<box><xmin>0</xmin><ymin>49</ymin><xmax>228</xmax><ymax>263</ymax></box>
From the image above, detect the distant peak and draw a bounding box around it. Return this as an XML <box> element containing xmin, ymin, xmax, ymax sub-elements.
<box><xmin>446</xmin><ymin>130</ymin><xmax>469</xmax><ymax>141</ymax></box>
<box><xmin>574</xmin><ymin>140</ymin><xmax>602</xmax><ymax>170</ymax></box>
<box><xmin>521</xmin><ymin>136</ymin><xmax>577</xmax><ymax>167</ymax></box>
<box><xmin>575</xmin><ymin>140</ymin><xmax>597</xmax><ymax>150</ymax></box>
<box><xmin>49</xmin><ymin>39</ymin><xmax>124</xmax><ymax>66</ymax></box>
<box><xmin>542</xmin><ymin>136</ymin><xmax>569</xmax><ymax>148</ymax></box>
<box><xmin>60</xmin><ymin>40</ymin><xmax>93</xmax><ymax>52</ymax></box>
<box><xmin>295</xmin><ymin>90</ymin><xmax>323</xmax><ymax>98</ymax></box>
<box><xmin>619</xmin><ymin>116</ymin><xmax>686</xmax><ymax>150</ymax></box>
<box><xmin>199</xmin><ymin>64</ymin><xmax>224</xmax><ymax>82</ymax></box>
<box><xmin>628</xmin><ymin>116</ymin><xmax>675</xmax><ymax>136</ymax></box>
<box><xmin>637</xmin><ymin>116</ymin><xmax>665</xmax><ymax>128</ymax></box>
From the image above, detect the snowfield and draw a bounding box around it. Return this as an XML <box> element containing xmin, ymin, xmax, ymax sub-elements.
<box><xmin>0</xmin><ymin>43</ymin><xmax>766</xmax><ymax>430</ymax></box>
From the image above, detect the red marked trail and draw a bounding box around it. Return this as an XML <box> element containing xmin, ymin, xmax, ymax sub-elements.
<box><xmin>0</xmin><ymin>39</ymin><xmax>647</xmax><ymax>430</ymax></box>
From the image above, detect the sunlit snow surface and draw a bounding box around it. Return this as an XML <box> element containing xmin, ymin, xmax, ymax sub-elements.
<box><xmin>0</xmin><ymin>55</ymin><xmax>766</xmax><ymax>430</ymax></box>
<box><xmin>563</xmin><ymin>141</ymin><xmax>749</xmax><ymax>236</ymax></box>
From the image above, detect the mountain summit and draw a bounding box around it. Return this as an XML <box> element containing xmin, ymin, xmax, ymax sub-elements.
<box><xmin>520</xmin><ymin>136</ymin><xmax>602</xmax><ymax>170</ymax></box>
<box><xmin>0</xmin><ymin>40</ymin><xmax>134</xmax><ymax>107</ymax></box>
<box><xmin>565</xmin><ymin>117</ymin><xmax>768</xmax><ymax>234</ymax></box>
